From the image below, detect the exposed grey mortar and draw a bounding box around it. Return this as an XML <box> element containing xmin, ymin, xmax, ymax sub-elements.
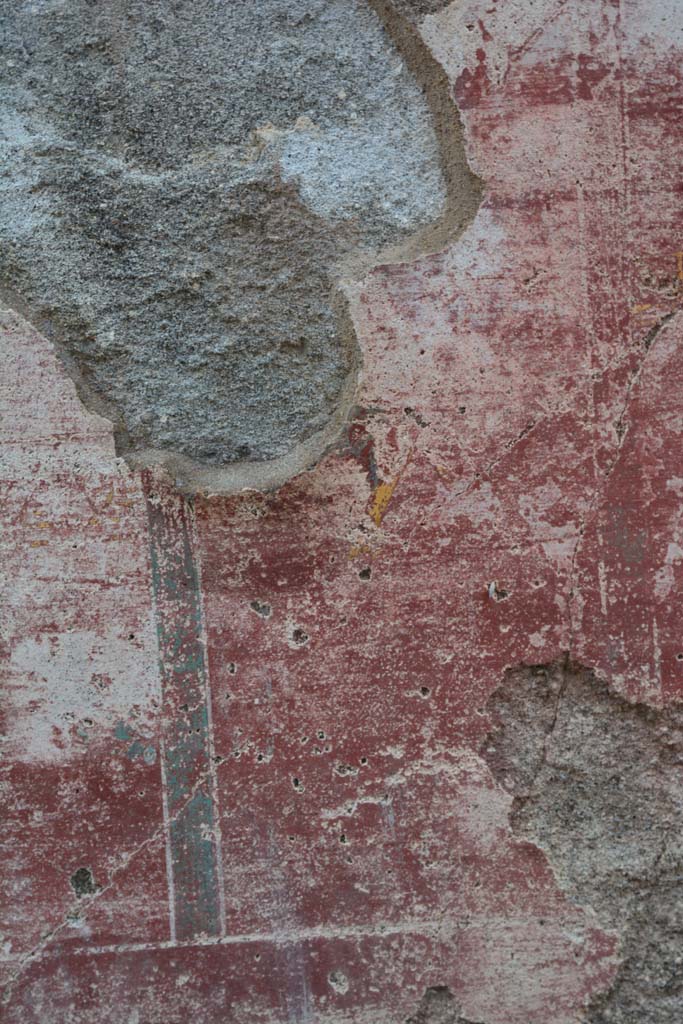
<box><xmin>482</xmin><ymin>659</ymin><xmax>683</xmax><ymax>1024</ymax></box>
<box><xmin>405</xmin><ymin>985</ymin><xmax>481</xmax><ymax>1024</ymax></box>
<box><xmin>387</xmin><ymin>0</ymin><xmax>454</xmax><ymax>24</ymax></box>
<box><xmin>0</xmin><ymin>0</ymin><xmax>478</xmax><ymax>492</ymax></box>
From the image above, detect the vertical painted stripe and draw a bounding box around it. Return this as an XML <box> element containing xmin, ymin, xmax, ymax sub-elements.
<box><xmin>143</xmin><ymin>475</ymin><xmax>223</xmax><ymax>941</ymax></box>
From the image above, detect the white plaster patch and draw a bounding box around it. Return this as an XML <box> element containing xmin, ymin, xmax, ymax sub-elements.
<box><xmin>444</xmin><ymin>205</ymin><xmax>506</xmax><ymax>279</ymax></box>
<box><xmin>528</xmin><ymin>629</ymin><xmax>549</xmax><ymax>649</ymax></box>
<box><xmin>421</xmin><ymin>0</ymin><xmax>566</xmax><ymax>86</ymax></box>
<box><xmin>654</xmin><ymin>541</ymin><xmax>683</xmax><ymax>599</ymax></box>
<box><xmin>541</xmin><ymin>527</ymin><xmax>579</xmax><ymax>572</ymax></box>
<box><xmin>5</xmin><ymin>627</ymin><xmax>160</xmax><ymax>763</ymax></box>
<box><xmin>518</xmin><ymin>482</ymin><xmax>570</xmax><ymax>542</ymax></box>
<box><xmin>1</xmin><ymin>311</ymin><xmax>162</xmax><ymax>765</ymax></box>
<box><xmin>457</xmin><ymin>480</ymin><xmax>502</xmax><ymax>526</ymax></box>
<box><xmin>623</xmin><ymin>0</ymin><xmax>683</xmax><ymax>61</ymax></box>
<box><xmin>269</xmin><ymin>115</ymin><xmax>446</xmax><ymax>233</ymax></box>
<box><xmin>455</xmin><ymin>774</ymin><xmax>514</xmax><ymax>852</ymax></box>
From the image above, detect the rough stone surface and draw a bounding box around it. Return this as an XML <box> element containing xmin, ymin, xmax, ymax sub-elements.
<box><xmin>0</xmin><ymin>0</ymin><xmax>461</xmax><ymax>485</ymax></box>
<box><xmin>390</xmin><ymin>1</ymin><xmax>453</xmax><ymax>23</ymax></box>
<box><xmin>407</xmin><ymin>985</ymin><xmax>479</xmax><ymax>1024</ymax></box>
<box><xmin>3</xmin><ymin>1</ymin><xmax>683</xmax><ymax>1022</ymax></box>
<box><xmin>484</xmin><ymin>660</ymin><xmax>683</xmax><ymax>1024</ymax></box>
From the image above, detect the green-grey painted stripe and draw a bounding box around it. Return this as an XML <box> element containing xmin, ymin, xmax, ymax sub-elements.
<box><xmin>144</xmin><ymin>477</ymin><xmax>222</xmax><ymax>941</ymax></box>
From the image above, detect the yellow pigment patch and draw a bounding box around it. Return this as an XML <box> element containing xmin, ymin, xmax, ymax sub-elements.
<box><xmin>369</xmin><ymin>476</ymin><xmax>400</xmax><ymax>527</ymax></box>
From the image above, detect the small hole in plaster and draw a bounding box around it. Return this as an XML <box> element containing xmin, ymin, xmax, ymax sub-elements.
<box><xmin>70</xmin><ymin>867</ymin><xmax>98</xmax><ymax>898</ymax></box>
<box><xmin>328</xmin><ymin>970</ymin><xmax>349</xmax><ymax>995</ymax></box>
<box><xmin>250</xmin><ymin>600</ymin><xmax>271</xmax><ymax>618</ymax></box>
<box><xmin>291</xmin><ymin>627</ymin><xmax>309</xmax><ymax>646</ymax></box>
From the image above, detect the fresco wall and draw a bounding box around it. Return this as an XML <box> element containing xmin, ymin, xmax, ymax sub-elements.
<box><xmin>2</xmin><ymin>2</ymin><xmax>683</xmax><ymax>1021</ymax></box>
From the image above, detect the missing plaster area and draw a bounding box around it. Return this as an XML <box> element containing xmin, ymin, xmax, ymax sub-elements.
<box><xmin>405</xmin><ymin>986</ymin><xmax>480</xmax><ymax>1024</ymax></box>
<box><xmin>483</xmin><ymin>659</ymin><xmax>683</xmax><ymax>1024</ymax></box>
<box><xmin>69</xmin><ymin>866</ymin><xmax>98</xmax><ymax>898</ymax></box>
<box><xmin>385</xmin><ymin>1</ymin><xmax>453</xmax><ymax>22</ymax></box>
<box><xmin>0</xmin><ymin>0</ymin><xmax>480</xmax><ymax>493</ymax></box>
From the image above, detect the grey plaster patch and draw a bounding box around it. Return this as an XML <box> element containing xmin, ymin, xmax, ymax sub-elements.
<box><xmin>482</xmin><ymin>659</ymin><xmax>683</xmax><ymax>1024</ymax></box>
<box><xmin>388</xmin><ymin>0</ymin><xmax>454</xmax><ymax>24</ymax></box>
<box><xmin>0</xmin><ymin>0</ymin><xmax>477</xmax><ymax>492</ymax></box>
<box><xmin>406</xmin><ymin>986</ymin><xmax>479</xmax><ymax>1024</ymax></box>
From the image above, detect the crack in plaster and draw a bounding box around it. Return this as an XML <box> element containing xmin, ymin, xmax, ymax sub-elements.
<box><xmin>1</xmin><ymin>757</ymin><xmax>221</xmax><ymax>1005</ymax></box>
